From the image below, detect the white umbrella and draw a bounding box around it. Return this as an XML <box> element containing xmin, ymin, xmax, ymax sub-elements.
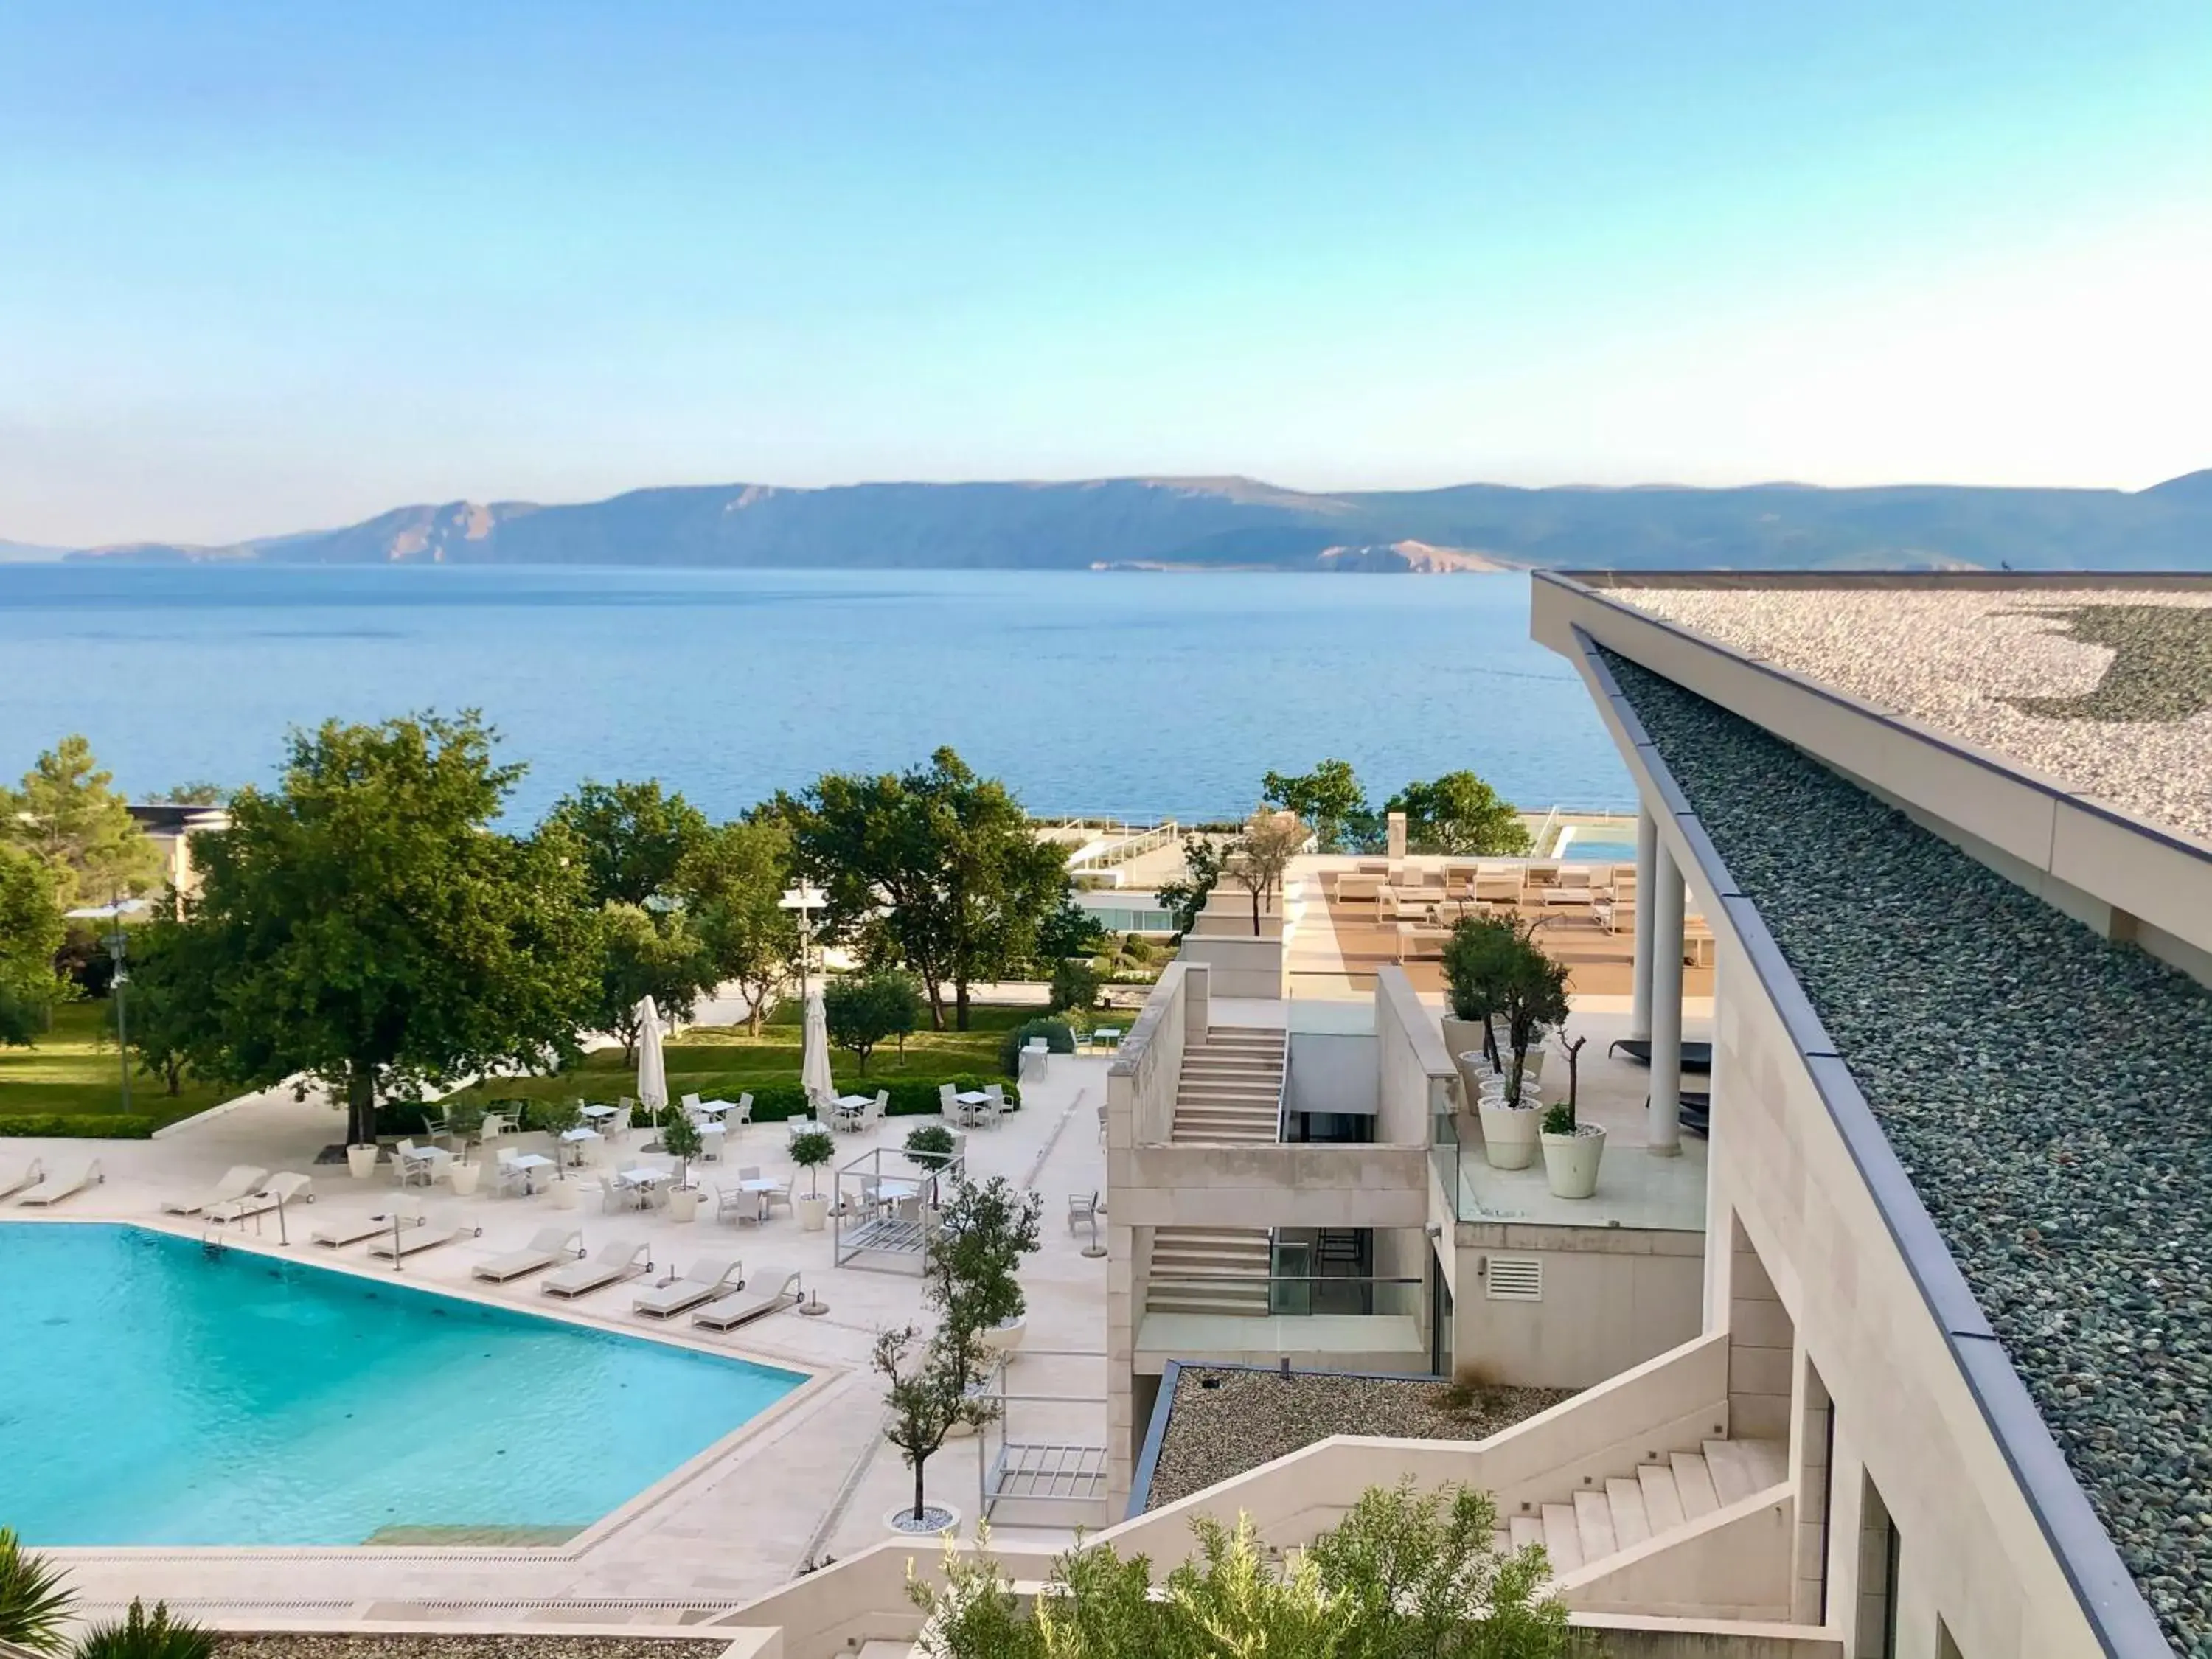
<box><xmin>801</xmin><ymin>990</ymin><xmax>835</xmax><ymax>1110</ymax></box>
<box><xmin>635</xmin><ymin>995</ymin><xmax>669</xmax><ymax>1117</ymax></box>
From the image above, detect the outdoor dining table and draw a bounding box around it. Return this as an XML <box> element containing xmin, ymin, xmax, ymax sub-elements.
<box><xmin>832</xmin><ymin>1092</ymin><xmax>873</xmax><ymax>1126</ymax></box>
<box><xmin>694</xmin><ymin>1099</ymin><xmax>734</xmax><ymax>1118</ymax></box>
<box><xmin>1093</xmin><ymin>1026</ymin><xmax>1123</xmax><ymax>1049</ymax></box>
<box><xmin>508</xmin><ymin>1152</ymin><xmax>554</xmax><ymax>1194</ymax></box>
<box><xmin>616</xmin><ymin>1166</ymin><xmax>672</xmax><ymax>1208</ymax></box>
<box><xmin>952</xmin><ymin>1089</ymin><xmax>994</xmax><ymax>1127</ymax></box>
<box><xmin>580</xmin><ymin>1103</ymin><xmax>622</xmax><ymax>1125</ymax></box>
<box><xmin>559</xmin><ymin>1126</ymin><xmax>602</xmax><ymax>1167</ymax></box>
<box><xmin>734</xmin><ymin>1175</ymin><xmax>781</xmax><ymax>1220</ymax></box>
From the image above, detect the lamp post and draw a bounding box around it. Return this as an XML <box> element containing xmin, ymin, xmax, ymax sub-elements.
<box><xmin>66</xmin><ymin>897</ymin><xmax>142</xmax><ymax>1114</ymax></box>
<box><xmin>778</xmin><ymin>883</ymin><xmax>826</xmax><ymax>1003</ymax></box>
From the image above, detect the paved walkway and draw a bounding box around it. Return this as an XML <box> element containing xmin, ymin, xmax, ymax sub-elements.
<box><xmin>4</xmin><ymin>1053</ymin><xmax>1110</xmax><ymax>1622</ymax></box>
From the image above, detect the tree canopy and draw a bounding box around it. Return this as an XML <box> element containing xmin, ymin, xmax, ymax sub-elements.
<box><xmin>0</xmin><ymin>845</ymin><xmax>65</xmax><ymax>1048</ymax></box>
<box><xmin>1386</xmin><ymin>769</ymin><xmax>1532</xmax><ymax>856</ymax></box>
<box><xmin>779</xmin><ymin>747</ymin><xmax>1068</xmax><ymax>1030</ymax></box>
<box><xmin>0</xmin><ymin>736</ymin><xmax>161</xmax><ymax>906</ymax></box>
<box><xmin>823</xmin><ymin>967</ymin><xmax>922</xmax><ymax>1073</ymax></box>
<box><xmin>1262</xmin><ymin>758</ymin><xmax>1375</xmax><ymax>855</ymax></box>
<box><xmin>594</xmin><ymin>900</ymin><xmax>713</xmax><ymax>1062</ymax></box>
<box><xmin>546</xmin><ymin>778</ymin><xmax>712</xmax><ymax>907</ymax></box>
<box><xmin>1227</xmin><ymin>807</ymin><xmax>1306</xmax><ymax>936</ymax></box>
<box><xmin>1154</xmin><ymin>835</ymin><xmax>1224</xmax><ymax>940</ymax></box>
<box><xmin>679</xmin><ymin>816</ymin><xmax>801</xmax><ymax>1033</ymax></box>
<box><xmin>138</xmin><ymin>712</ymin><xmax>601</xmax><ymax>1144</ymax></box>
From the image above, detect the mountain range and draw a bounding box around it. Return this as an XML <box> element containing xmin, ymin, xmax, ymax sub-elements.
<box><xmin>47</xmin><ymin>470</ymin><xmax>2212</xmax><ymax>572</ymax></box>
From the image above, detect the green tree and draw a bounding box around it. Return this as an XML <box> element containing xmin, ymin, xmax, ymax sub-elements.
<box><xmin>1033</xmin><ymin>897</ymin><xmax>1106</xmax><ymax>967</ymax></box>
<box><xmin>1154</xmin><ymin>835</ymin><xmax>1223</xmax><ymax>940</ymax></box>
<box><xmin>72</xmin><ymin>1599</ymin><xmax>213</xmax><ymax>1659</ymax></box>
<box><xmin>875</xmin><ymin>1323</ymin><xmax>994</xmax><ymax>1528</ymax></box>
<box><xmin>823</xmin><ymin>968</ymin><xmax>922</xmax><ymax>1074</ymax></box>
<box><xmin>1500</xmin><ymin>924</ymin><xmax>1571</xmax><ymax>1097</ymax></box>
<box><xmin>546</xmin><ymin>778</ymin><xmax>712</xmax><ymax>907</ymax></box>
<box><xmin>910</xmin><ymin>1480</ymin><xmax>1568</xmax><ymax>1659</ymax></box>
<box><xmin>0</xmin><ymin>735</ymin><xmax>162</xmax><ymax>906</ymax></box>
<box><xmin>139</xmin><ymin>713</ymin><xmax>602</xmax><ymax>1146</ymax></box>
<box><xmin>147</xmin><ymin>782</ymin><xmax>229</xmax><ymax>807</ymax></box>
<box><xmin>1048</xmin><ymin>956</ymin><xmax>1102</xmax><ymax>1015</ymax></box>
<box><xmin>596</xmin><ymin>900</ymin><xmax>714</xmax><ymax>1062</ymax></box>
<box><xmin>0</xmin><ymin>844</ymin><xmax>66</xmax><ymax>1048</ymax></box>
<box><xmin>922</xmin><ymin>1174</ymin><xmax>1043</xmax><ymax>1399</ymax></box>
<box><xmin>680</xmin><ymin>816</ymin><xmax>802</xmax><ymax>1033</ymax></box>
<box><xmin>1262</xmin><ymin>758</ymin><xmax>1377</xmax><ymax>854</ymax></box>
<box><xmin>119</xmin><ymin>924</ymin><xmax>198</xmax><ymax>1093</ymax></box>
<box><xmin>0</xmin><ymin>1526</ymin><xmax>74</xmax><ymax>1653</ymax></box>
<box><xmin>1440</xmin><ymin>912</ymin><xmax>1523</xmax><ymax>1068</ymax></box>
<box><xmin>1387</xmin><ymin>769</ymin><xmax>1533</xmax><ymax>855</ymax></box>
<box><xmin>779</xmin><ymin>747</ymin><xmax>1069</xmax><ymax>1031</ymax></box>
<box><xmin>1227</xmin><ymin>807</ymin><xmax>1306</xmax><ymax>936</ymax></box>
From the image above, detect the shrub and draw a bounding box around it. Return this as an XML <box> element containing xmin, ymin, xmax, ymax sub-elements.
<box><xmin>71</xmin><ymin>1599</ymin><xmax>212</xmax><ymax>1659</ymax></box>
<box><xmin>0</xmin><ymin>1113</ymin><xmax>156</xmax><ymax>1140</ymax></box>
<box><xmin>998</xmin><ymin>1018</ymin><xmax>1074</xmax><ymax>1076</ymax></box>
<box><xmin>0</xmin><ymin>1526</ymin><xmax>74</xmax><ymax>1652</ymax></box>
<box><xmin>1047</xmin><ymin>957</ymin><xmax>1102</xmax><ymax>1015</ymax></box>
<box><xmin>905</xmin><ymin>1122</ymin><xmax>958</xmax><ymax>1167</ymax></box>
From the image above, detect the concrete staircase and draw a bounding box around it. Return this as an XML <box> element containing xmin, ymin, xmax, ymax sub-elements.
<box><xmin>1145</xmin><ymin>1226</ymin><xmax>1273</xmax><ymax>1315</ymax></box>
<box><xmin>1169</xmin><ymin>1026</ymin><xmax>1286</xmax><ymax>1143</ymax></box>
<box><xmin>1494</xmin><ymin>1439</ymin><xmax>1788</xmax><ymax>1574</ymax></box>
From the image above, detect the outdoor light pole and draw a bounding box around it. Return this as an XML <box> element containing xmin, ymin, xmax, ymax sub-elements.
<box><xmin>105</xmin><ymin>911</ymin><xmax>131</xmax><ymax>1116</ymax></box>
<box><xmin>779</xmin><ymin>884</ymin><xmax>825</xmax><ymax>1003</ymax></box>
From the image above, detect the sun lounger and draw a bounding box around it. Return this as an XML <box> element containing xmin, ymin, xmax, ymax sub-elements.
<box><xmin>312</xmin><ymin>1199</ymin><xmax>424</xmax><ymax>1248</ymax></box>
<box><xmin>633</xmin><ymin>1255</ymin><xmax>744</xmax><ymax>1320</ymax></box>
<box><xmin>16</xmin><ymin>1159</ymin><xmax>101</xmax><ymax>1207</ymax></box>
<box><xmin>205</xmin><ymin>1172</ymin><xmax>313</xmax><ymax>1224</ymax></box>
<box><xmin>691</xmin><ymin>1270</ymin><xmax>803</xmax><ymax>1332</ymax></box>
<box><xmin>160</xmin><ymin>1164</ymin><xmax>270</xmax><ymax>1217</ymax></box>
<box><xmin>473</xmin><ymin>1226</ymin><xmax>585</xmax><ymax>1284</ymax></box>
<box><xmin>367</xmin><ymin>1224</ymin><xmax>476</xmax><ymax>1261</ymax></box>
<box><xmin>1606</xmin><ymin>1038</ymin><xmax>1714</xmax><ymax>1072</ymax></box>
<box><xmin>541</xmin><ymin>1238</ymin><xmax>650</xmax><ymax>1298</ymax></box>
<box><xmin>0</xmin><ymin>1158</ymin><xmax>42</xmax><ymax>1200</ymax></box>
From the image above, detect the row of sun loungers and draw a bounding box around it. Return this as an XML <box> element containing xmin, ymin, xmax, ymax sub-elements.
<box><xmin>4</xmin><ymin>1158</ymin><xmax>102</xmax><ymax>1206</ymax></box>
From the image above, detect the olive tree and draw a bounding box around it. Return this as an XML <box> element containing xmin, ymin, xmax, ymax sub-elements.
<box><xmin>1226</xmin><ymin>807</ymin><xmax>1305</xmax><ymax>936</ymax></box>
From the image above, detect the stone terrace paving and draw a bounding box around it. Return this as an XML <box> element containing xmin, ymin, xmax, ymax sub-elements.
<box><xmin>1603</xmin><ymin>649</ymin><xmax>2212</xmax><ymax>1656</ymax></box>
<box><xmin>0</xmin><ymin>1054</ymin><xmax>1110</xmax><ymax>1624</ymax></box>
<box><xmin>1607</xmin><ymin>582</ymin><xmax>2212</xmax><ymax>844</ymax></box>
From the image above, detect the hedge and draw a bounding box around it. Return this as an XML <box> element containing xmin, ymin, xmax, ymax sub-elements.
<box><xmin>0</xmin><ymin>1113</ymin><xmax>159</xmax><ymax>1139</ymax></box>
<box><xmin>470</xmin><ymin>1073</ymin><xmax>1019</xmax><ymax>1130</ymax></box>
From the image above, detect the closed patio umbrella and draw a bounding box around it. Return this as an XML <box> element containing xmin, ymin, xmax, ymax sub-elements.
<box><xmin>801</xmin><ymin>990</ymin><xmax>835</xmax><ymax>1110</ymax></box>
<box><xmin>636</xmin><ymin>995</ymin><xmax>669</xmax><ymax>1119</ymax></box>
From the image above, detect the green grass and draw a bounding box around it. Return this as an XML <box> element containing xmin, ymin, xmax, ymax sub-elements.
<box><xmin>445</xmin><ymin>1007</ymin><xmax>1017</xmax><ymax>1111</ymax></box>
<box><xmin>0</xmin><ymin>1001</ymin><xmax>233</xmax><ymax>1129</ymax></box>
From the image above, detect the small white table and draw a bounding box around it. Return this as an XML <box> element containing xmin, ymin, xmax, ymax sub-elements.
<box><xmin>695</xmin><ymin>1099</ymin><xmax>734</xmax><ymax>1118</ymax></box>
<box><xmin>616</xmin><ymin>1166</ymin><xmax>672</xmax><ymax>1209</ymax></box>
<box><xmin>832</xmin><ymin>1093</ymin><xmax>872</xmax><ymax>1127</ymax></box>
<box><xmin>1093</xmin><ymin>1027</ymin><xmax>1123</xmax><ymax>1050</ymax></box>
<box><xmin>734</xmin><ymin>1175</ymin><xmax>781</xmax><ymax>1221</ymax></box>
<box><xmin>508</xmin><ymin>1152</ymin><xmax>554</xmax><ymax>1195</ymax></box>
<box><xmin>559</xmin><ymin>1127</ymin><xmax>602</xmax><ymax>1167</ymax></box>
<box><xmin>580</xmin><ymin>1104</ymin><xmax>622</xmax><ymax>1125</ymax></box>
<box><xmin>953</xmin><ymin>1089</ymin><xmax>995</xmax><ymax>1127</ymax></box>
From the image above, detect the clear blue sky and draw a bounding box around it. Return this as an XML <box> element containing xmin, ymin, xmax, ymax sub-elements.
<box><xmin>3</xmin><ymin>0</ymin><xmax>2208</xmax><ymax>545</ymax></box>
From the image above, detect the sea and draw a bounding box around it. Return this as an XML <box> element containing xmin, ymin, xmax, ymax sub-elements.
<box><xmin>0</xmin><ymin>563</ymin><xmax>1631</xmax><ymax>825</ymax></box>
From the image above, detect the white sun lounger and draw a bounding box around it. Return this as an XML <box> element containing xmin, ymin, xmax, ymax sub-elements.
<box><xmin>205</xmin><ymin>1172</ymin><xmax>313</xmax><ymax>1224</ymax></box>
<box><xmin>367</xmin><ymin>1224</ymin><xmax>476</xmax><ymax>1262</ymax></box>
<box><xmin>473</xmin><ymin>1226</ymin><xmax>585</xmax><ymax>1284</ymax></box>
<box><xmin>691</xmin><ymin>1270</ymin><xmax>803</xmax><ymax>1332</ymax></box>
<box><xmin>16</xmin><ymin>1159</ymin><xmax>101</xmax><ymax>1207</ymax></box>
<box><xmin>312</xmin><ymin>1199</ymin><xmax>424</xmax><ymax>1248</ymax></box>
<box><xmin>541</xmin><ymin>1239</ymin><xmax>650</xmax><ymax>1299</ymax></box>
<box><xmin>0</xmin><ymin>1158</ymin><xmax>43</xmax><ymax>1200</ymax></box>
<box><xmin>633</xmin><ymin>1255</ymin><xmax>743</xmax><ymax>1320</ymax></box>
<box><xmin>161</xmin><ymin>1164</ymin><xmax>270</xmax><ymax>1217</ymax></box>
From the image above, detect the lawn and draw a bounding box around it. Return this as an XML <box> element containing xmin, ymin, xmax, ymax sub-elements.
<box><xmin>0</xmin><ymin>1001</ymin><xmax>234</xmax><ymax>1132</ymax></box>
<box><xmin>444</xmin><ymin>1002</ymin><xmax>1034</xmax><ymax>1114</ymax></box>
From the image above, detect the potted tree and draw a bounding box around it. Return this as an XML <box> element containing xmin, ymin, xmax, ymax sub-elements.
<box><xmin>538</xmin><ymin>1098</ymin><xmax>583</xmax><ymax>1209</ymax></box>
<box><xmin>875</xmin><ymin>1322</ymin><xmax>989</xmax><ymax>1535</ymax></box>
<box><xmin>905</xmin><ymin>1122</ymin><xmax>957</xmax><ymax>1170</ymax></box>
<box><xmin>660</xmin><ymin>1108</ymin><xmax>705</xmax><ymax>1221</ymax></box>
<box><xmin>1472</xmin><ymin>923</ymin><xmax>1568</xmax><ymax>1171</ymax></box>
<box><xmin>790</xmin><ymin>1127</ymin><xmax>836</xmax><ymax>1231</ymax></box>
<box><xmin>1540</xmin><ymin>1034</ymin><xmax>1604</xmax><ymax>1198</ymax></box>
<box><xmin>923</xmin><ymin>1175</ymin><xmax>1043</xmax><ymax>1430</ymax></box>
<box><xmin>1439</xmin><ymin>914</ymin><xmax>1516</xmax><ymax>1104</ymax></box>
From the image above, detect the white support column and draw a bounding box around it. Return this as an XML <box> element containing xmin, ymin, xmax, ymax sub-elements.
<box><xmin>1631</xmin><ymin>805</ymin><xmax>1658</xmax><ymax>1041</ymax></box>
<box><xmin>1648</xmin><ymin>832</ymin><xmax>1685</xmax><ymax>1157</ymax></box>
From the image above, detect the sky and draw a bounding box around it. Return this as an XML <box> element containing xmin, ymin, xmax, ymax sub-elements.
<box><xmin>2</xmin><ymin>0</ymin><xmax>2210</xmax><ymax>547</ymax></box>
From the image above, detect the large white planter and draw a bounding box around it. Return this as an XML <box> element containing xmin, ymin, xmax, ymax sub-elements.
<box><xmin>549</xmin><ymin>1179</ymin><xmax>580</xmax><ymax>1211</ymax></box>
<box><xmin>346</xmin><ymin>1144</ymin><xmax>379</xmax><ymax>1180</ymax></box>
<box><xmin>1478</xmin><ymin>1099</ymin><xmax>1545</xmax><ymax>1170</ymax></box>
<box><xmin>975</xmin><ymin>1312</ymin><xmax>1026</xmax><ymax>1356</ymax></box>
<box><xmin>667</xmin><ymin>1186</ymin><xmax>703</xmax><ymax>1224</ymax></box>
<box><xmin>448</xmin><ymin>1161</ymin><xmax>481</xmax><ymax>1197</ymax></box>
<box><xmin>796</xmin><ymin>1194</ymin><xmax>830</xmax><ymax>1233</ymax></box>
<box><xmin>1540</xmin><ymin>1124</ymin><xmax>1607</xmax><ymax>1199</ymax></box>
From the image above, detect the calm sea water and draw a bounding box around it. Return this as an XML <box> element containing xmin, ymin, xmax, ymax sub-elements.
<box><xmin>0</xmin><ymin>1222</ymin><xmax>801</xmax><ymax>1545</ymax></box>
<box><xmin>0</xmin><ymin>565</ymin><xmax>1629</xmax><ymax>823</ymax></box>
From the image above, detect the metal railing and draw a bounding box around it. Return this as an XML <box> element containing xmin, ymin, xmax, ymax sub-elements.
<box><xmin>1144</xmin><ymin>1272</ymin><xmax>1426</xmax><ymax>1319</ymax></box>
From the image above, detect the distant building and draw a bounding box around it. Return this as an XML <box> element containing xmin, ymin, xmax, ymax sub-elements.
<box><xmin>126</xmin><ymin>801</ymin><xmax>230</xmax><ymax>902</ymax></box>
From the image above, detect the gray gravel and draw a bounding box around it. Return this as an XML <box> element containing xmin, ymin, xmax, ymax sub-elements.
<box><xmin>1604</xmin><ymin>648</ymin><xmax>2212</xmax><ymax>1657</ymax></box>
<box><xmin>1614</xmin><ymin>585</ymin><xmax>2212</xmax><ymax>844</ymax></box>
<box><xmin>217</xmin><ymin>1640</ymin><xmax>733</xmax><ymax>1659</ymax></box>
<box><xmin>1143</xmin><ymin>1368</ymin><xmax>1572</xmax><ymax>1512</ymax></box>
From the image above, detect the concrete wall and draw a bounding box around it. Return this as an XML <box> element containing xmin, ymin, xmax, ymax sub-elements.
<box><xmin>1114</xmin><ymin>1144</ymin><xmax>1432</xmax><ymax>1230</ymax></box>
<box><xmin>1451</xmin><ymin>1222</ymin><xmax>1705</xmax><ymax>1389</ymax></box>
<box><xmin>1177</xmin><ymin>933</ymin><xmax>1285</xmax><ymax>998</ymax></box>
<box><xmin>1374</xmin><ymin>964</ymin><xmax>1453</xmax><ymax>1146</ymax></box>
<box><xmin>1285</xmin><ymin>1031</ymin><xmax>1380</xmax><ymax>1116</ymax></box>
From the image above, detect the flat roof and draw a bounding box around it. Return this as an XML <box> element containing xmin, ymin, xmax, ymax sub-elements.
<box><xmin>1582</xmin><ymin>574</ymin><xmax>2212</xmax><ymax>846</ymax></box>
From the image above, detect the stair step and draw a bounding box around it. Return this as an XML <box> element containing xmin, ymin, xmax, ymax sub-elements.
<box><xmin>1605</xmin><ymin>1478</ymin><xmax>1652</xmax><ymax>1550</ymax></box>
<box><xmin>1144</xmin><ymin>1291</ymin><xmax>1270</xmax><ymax>1315</ymax></box>
<box><xmin>1736</xmin><ymin>1438</ymin><xmax>1790</xmax><ymax>1491</ymax></box>
<box><xmin>1573</xmin><ymin>1489</ymin><xmax>1617</xmax><ymax>1562</ymax></box>
<box><xmin>1509</xmin><ymin>1514</ymin><xmax>1545</xmax><ymax>1554</ymax></box>
<box><xmin>1672</xmin><ymin>1453</ymin><xmax>1719</xmax><ymax>1520</ymax></box>
<box><xmin>1637</xmin><ymin>1464</ymin><xmax>1686</xmax><ymax>1532</ymax></box>
<box><xmin>1703</xmin><ymin>1440</ymin><xmax>1767</xmax><ymax>1506</ymax></box>
<box><xmin>1539</xmin><ymin>1504</ymin><xmax>1582</xmax><ymax>1573</ymax></box>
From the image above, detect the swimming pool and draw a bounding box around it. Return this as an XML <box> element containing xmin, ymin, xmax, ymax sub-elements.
<box><xmin>0</xmin><ymin>1223</ymin><xmax>804</xmax><ymax>1546</ymax></box>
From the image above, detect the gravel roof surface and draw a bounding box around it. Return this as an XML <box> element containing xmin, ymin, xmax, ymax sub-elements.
<box><xmin>217</xmin><ymin>1641</ymin><xmax>731</xmax><ymax>1659</ymax></box>
<box><xmin>1609</xmin><ymin>584</ymin><xmax>2212</xmax><ymax>844</ymax></box>
<box><xmin>1602</xmin><ymin>648</ymin><xmax>2212</xmax><ymax>1656</ymax></box>
<box><xmin>1143</xmin><ymin>1368</ymin><xmax>1572</xmax><ymax>1512</ymax></box>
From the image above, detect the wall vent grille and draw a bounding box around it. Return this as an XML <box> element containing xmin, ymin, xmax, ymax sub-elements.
<box><xmin>1486</xmin><ymin>1256</ymin><xmax>1543</xmax><ymax>1301</ymax></box>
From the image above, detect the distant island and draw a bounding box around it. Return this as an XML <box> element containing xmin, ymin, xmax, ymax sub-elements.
<box><xmin>40</xmin><ymin>469</ymin><xmax>2212</xmax><ymax>572</ymax></box>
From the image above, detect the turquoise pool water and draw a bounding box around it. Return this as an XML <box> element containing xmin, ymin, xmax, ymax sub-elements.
<box><xmin>0</xmin><ymin>1223</ymin><xmax>804</xmax><ymax>1546</ymax></box>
